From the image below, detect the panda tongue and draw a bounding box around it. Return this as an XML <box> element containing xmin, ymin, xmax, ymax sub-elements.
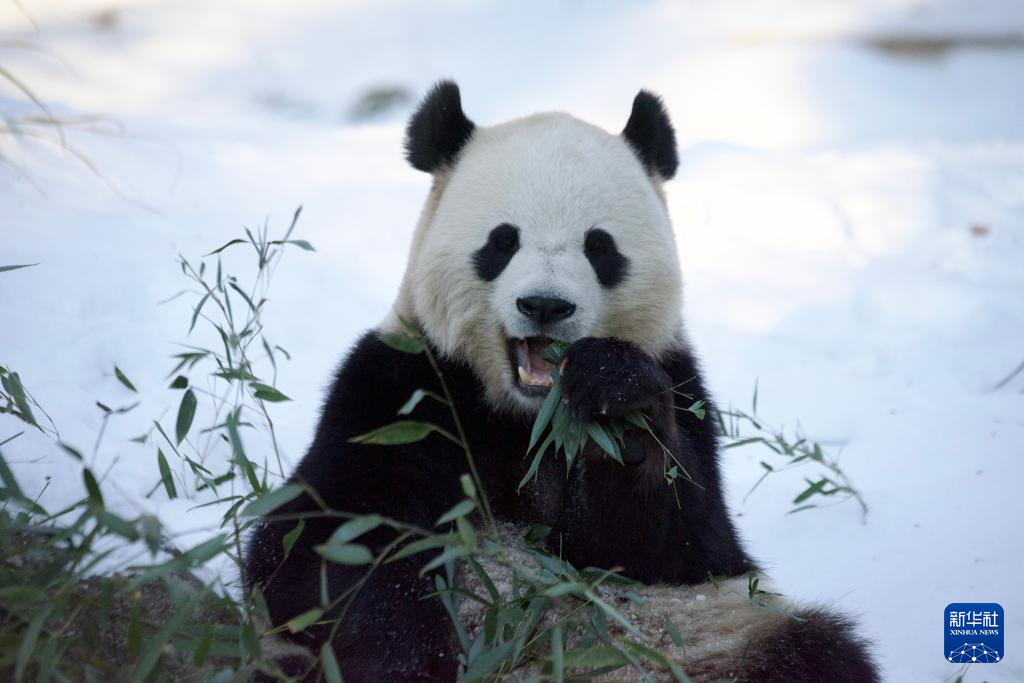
<box><xmin>516</xmin><ymin>338</ymin><xmax>554</xmax><ymax>387</ymax></box>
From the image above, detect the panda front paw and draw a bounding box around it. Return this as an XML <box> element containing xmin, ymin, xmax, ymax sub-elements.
<box><xmin>560</xmin><ymin>337</ymin><xmax>672</xmax><ymax>423</ymax></box>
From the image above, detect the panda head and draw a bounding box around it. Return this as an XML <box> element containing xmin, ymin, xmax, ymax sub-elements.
<box><xmin>393</xmin><ymin>81</ymin><xmax>685</xmax><ymax>414</ymax></box>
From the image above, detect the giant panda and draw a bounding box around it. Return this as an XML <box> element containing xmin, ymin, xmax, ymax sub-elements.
<box><xmin>244</xmin><ymin>81</ymin><xmax>878</xmax><ymax>682</ymax></box>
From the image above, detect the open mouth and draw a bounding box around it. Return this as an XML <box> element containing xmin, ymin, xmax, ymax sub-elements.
<box><xmin>508</xmin><ymin>336</ymin><xmax>556</xmax><ymax>395</ymax></box>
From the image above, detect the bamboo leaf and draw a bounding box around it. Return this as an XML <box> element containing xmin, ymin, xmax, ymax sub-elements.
<box><xmin>792</xmin><ymin>478</ymin><xmax>828</xmax><ymax>505</ymax></box>
<box><xmin>286</xmin><ymin>608</ymin><xmax>324</xmax><ymax>633</ymax></box>
<box><xmin>315</xmin><ymin>542</ymin><xmax>373</xmax><ymax>565</ymax></box>
<box><xmin>321</xmin><ymin>646</ymin><xmax>342</xmax><ymax>683</ymax></box>
<box><xmin>213</xmin><ymin>368</ymin><xmax>258</xmax><ymax>382</ymax></box>
<box><xmin>133</xmin><ymin>589</ymin><xmax>204</xmax><ymax>680</ymax></box>
<box><xmin>528</xmin><ymin>383</ymin><xmax>561</xmax><ymax>451</ymax></box>
<box><xmin>114</xmin><ymin>366</ymin><xmax>137</xmax><ymax>392</ymax></box>
<box><xmin>664</xmin><ymin>616</ymin><xmax>685</xmax><ymax>647</ymax></box>
<box><xmin>436</xmin><ymin>499</ymin><xmax>475</xmax><ymax>526</ymax></box>
<box><xmin>282</xmin><ymin>519</ymin><xmax>306</xmax><ymax>556</ymax></box>
<box><xmin>328</xmin><ymin>514</ymin><xmax>384</xmax><ymax>544</ymax></box>
<box><xmin>98</xmin><ymin>511</ymin><xmax>139</xmax><ymax>541</ymax></box>
<box><xmin>586</xmin><ymin>423</ymin><xmax>622</xmax><ymax>463</ymax></box>
<box><xmin>722</xmin><ymin>437</ymin><xmax>766</xmax><ymax>450</ymax></box>
<box><xmin>205</xmin><ymin>238</ymin><xmax>245</xmax><ymax>256</ymax></box>
<box><xmin>379</xmin><ymin>332</ymin><xmax>424</xmax><ymax>354</ymax></box>
<box><xmin>188</xmin><ymin>291</ymin><xmax>211</xmax><ymax>334</ymax></box>
<box><xmin>398</xmin><ymin>388</ymin><xmax>427</xmax><ymax>415</ymax></box>
<box><xmin>250</xmin><ymin>382</ymin><xmax>290</xmax><ymax>402</ymax></box>
<box><xmin>0</xmin><ymin>263</ymin><xmax>38</xmax><ymax>273</ymax></box>
<box><xmin>156</xmin><ymin>449</ymin><xmax>177</xmax><ymax>499</ymax></box>
<box><xmin>175</xmin><ymin>389</ymin><xmax>197</xmax><ymax>444</ymax></box>
<box><xmin>82</xmin><ymin>468</ymin><xmax>104</xmax><ymax>507</ymax></box>
<box><xmin>396</xmin><ymin>315</ymin><xmax>422</xmax><ymax>339</ymax></box>
<box><xmin>584</xmin><ymin>589</ymin><xmax>641</xmax><ymax>638</ymax></box>
<box><xmin>456</xmin><ymin>516</ymin><xmax>477</xmax><ymax>549</ymax></box>
<box><xmin>622</xmin><ymin>639</ymin><xmax>690</xmax><ymax>682</ymax></box>
<box><xmin>624</xmin><ymin>412</ymin><xmax>651</xmax><ymax>433</ymax></box>
<box><xmin>4</xmin><ymin>371</ymin><xmax>37</xmax><ymax>427</ymax></box>
<box><xmin>466</xmin><ymin>557</ymin><xmax>500</xmax><ymax>602</ymax></box>
<box><xmin>419</xmin><ymin>545</ymin><xmax>469</xmax><ymax>575</ymax></box>
<box><xmin>192</xmin><ymin>629</ymin><xmax>214</xmax><ymax>667</ymax></box>
<box><xmin>551</xmin><ymin>623</ymin><xmax>564</xmax><ymax>683</ymax></box>
<box><xmin>517</xmin><ymin>430</ymin><xmax>555</xmax><ymax>491</ymax></box>
<box><xmin>15</xmin><ymin>606</ymin><xmax>51</xmax><ymax>682</ymax></box>
<box><xmin>242</xmin><ymin>483</ymin><xmax>303</xmax><ymax>516</ymax></box>
<box><xmin>387</xmin><ymin>533</ymin><xmax>457</xmax><ymax>562</ymax></box>
<box><xmin>350</xmin><ymin>420</ymin><xmax>437</xmax><ymax>445</ymax></box>
<box><xmin>228</xmin><ymin>281</ymin><xmax>259</xmax><ymax>314</ymax></box>
<box><xmin>459</xmin><ymin>641</ymin><xmax>515</xmax><ymax>683</ymax></box>
<box><xmin>129</xmin><ymin>535</ymin><xmax>228</xmax><ymax>587</ymax></box>
<box><xmin>270</xmin><ymin>239</ymin><xmax>316</xmax><ymax>252</ymax></box>
<box><xmin>59</xmin><ymin>442</ymin><xmax>83</xmax><ymax>460</ymax></box>
<box><xmin>0</xmin><ymin>448</ymin><xmax>25</xmax><ymax>500</ymax></box>
<box><xmin>459</xmin><ymin>473</ymin><xmax>477</xmax><ymax>500</ymax></box>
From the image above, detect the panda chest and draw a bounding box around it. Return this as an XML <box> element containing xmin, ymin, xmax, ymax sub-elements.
<box><xmin>514</xmin><ymin>453</ymin><xmax>571</xmax><ymax>526</ymax></box>
<box><xmin>471</xmin><ymin>422</ymin><xmax>570</xmax><ymax>526</ymax></box>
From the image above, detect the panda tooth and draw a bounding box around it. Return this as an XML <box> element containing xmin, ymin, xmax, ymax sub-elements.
<box><xmin>518</xmin><ymin>365</ymin><xmax>553</xmax><ymax>388</ymax></box>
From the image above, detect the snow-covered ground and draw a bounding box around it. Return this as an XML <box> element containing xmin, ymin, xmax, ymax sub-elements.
<box><xmin>2</xmin><ymin>1</ymin><xmax>1023</xmax><ymax>680</ymax></box>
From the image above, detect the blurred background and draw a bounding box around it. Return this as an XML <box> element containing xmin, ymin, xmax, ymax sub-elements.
<box><xmin>1</xmin><ymin>0</ymin><xmax>1022</xmax><ymax>679</ymax></box>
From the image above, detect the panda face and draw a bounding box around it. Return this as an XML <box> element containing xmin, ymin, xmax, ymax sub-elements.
<box><xmin>470</xmin><ymin>210</ymin><xmax>633</xmax><ymax>401</ymax></box>
<box><xmin>397</xmin><ymin>111</ymin><xmax>684</xmax><ymax>413</ymax></box>
<box><xmin>473</xmin><ymin>222</ymin><xmax>631</xmax><ymax>399</ymax></box>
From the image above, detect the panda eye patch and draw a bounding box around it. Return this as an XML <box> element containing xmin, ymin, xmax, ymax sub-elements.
<box><xmin>584</xmin><ymin>230</ymin><xmax>611</xmax><ymax>256</ymax></box>
<box><xmin>584</xmin><ymin>228</ymin><xmax>629</xmax><ymax>288</ymax></box>
<box><xmin>492</xmin><ymin>225</ymin><xmax>519</xmax><ymax>253</ymax></box>
<box><xmin>473</xmin><ymin>223</ymin><xmax>520</xmax><ymax>281</ymax></box>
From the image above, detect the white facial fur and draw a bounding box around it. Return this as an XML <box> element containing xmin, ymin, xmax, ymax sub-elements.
<box><xmin>389</xmin><ymin>112</ymin><xmax>685</xmax><ymax>414</ymax></box>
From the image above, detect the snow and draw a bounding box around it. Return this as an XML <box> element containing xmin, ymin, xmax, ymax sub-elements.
<box><xmin>2</xmin><ymin>0</ymin><xmax>1023</xmax><ymax>680</ymax></box>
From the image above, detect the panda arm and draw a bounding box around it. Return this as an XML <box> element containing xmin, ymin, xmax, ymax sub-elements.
<box><xmin>244</xmin><ymin>332</ymin><xmax>463</xmax><ymax>680</ymax></box>
<box><xmin>555</xmin><ymin>339</ymin><xmax>756</xmax><ymax>585</ymax></box>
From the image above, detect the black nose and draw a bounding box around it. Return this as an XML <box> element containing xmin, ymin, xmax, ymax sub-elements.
<box><xmin>516</xmin><ymin>296</ymin><xmax>576</xmax><ymax>325</ymax></box>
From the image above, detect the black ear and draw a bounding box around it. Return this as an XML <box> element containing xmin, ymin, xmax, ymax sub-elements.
<box><xmin>404</xmin><ymin>80</ymin><xmax>476</xmax><ymax>173</ymax></box>
<box><xmin>621</xmin><ymin>90</ymin><xmax>678</xmax><ymax>180</ymax></box>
